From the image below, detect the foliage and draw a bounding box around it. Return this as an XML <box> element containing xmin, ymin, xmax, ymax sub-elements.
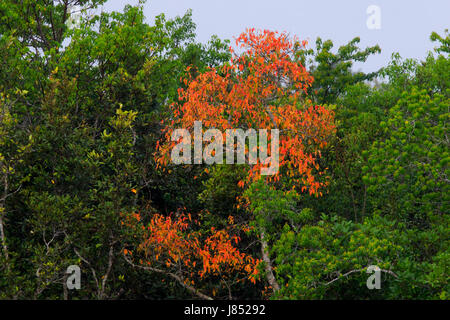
<box><xmin>0</xmin><ymin>0</ymin><xmax>448</xmax><ymax>300</ymax></box>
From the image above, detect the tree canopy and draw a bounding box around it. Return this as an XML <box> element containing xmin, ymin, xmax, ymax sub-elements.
<box><xmin>0</xmin><ymin>1</ymin><xmax>448</xmax><ymax>300</ymax></box>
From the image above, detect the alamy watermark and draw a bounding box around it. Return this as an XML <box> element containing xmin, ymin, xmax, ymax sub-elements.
<box><xmin>366</xmin><ymin>265</ymin><xmax>381</xmax><ymax>289</ymax></box>
<box><xmin>366</xmin><ymin>5</ymin><xmax>381</xmax><ymax>30</ymax></box>
<box><xmin>66</xmin><ymin>5</ymin><xmax>82</xmax><ymax>30</ymax></box>
<box><xmin>66</xmin><ymin>265</ymin><xmax>81</xmax><ymax>290</ymax></box>
<box><xmin>170</xmin><ymin>121</ymin><xmax>279</xmax><ymax>175</ymax></box>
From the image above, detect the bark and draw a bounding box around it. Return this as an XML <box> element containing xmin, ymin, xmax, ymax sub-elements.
<box><xmin>99</xmin><ymin>243</ymin><xmax>114</xmax><ymax>299</ymax></box>
<box><xmin>0</xmin><ymin>169</ymin><xmax>9</xmax><ymax>264</ymax></box>
<box><xmin>260</xmin><ymin>230</ymin><xmax>280</xmax><ymax>292</ymax></box>
<box><xmin>0</xmin><ymin>210</ymin><xmax>8</xmax><ymax>261</ymax></box>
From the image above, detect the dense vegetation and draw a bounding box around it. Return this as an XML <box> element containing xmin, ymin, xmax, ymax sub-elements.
<box><xmin>0</xmin><ymin>1</ymin><xmax>448</xmax><ymax>300</ymax></box>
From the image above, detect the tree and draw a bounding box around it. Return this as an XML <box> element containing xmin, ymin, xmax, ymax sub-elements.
<box><xmin>298</xmin><ymin>37</ymin><xmax>381</xmax><ymax>104</ymax></box>
<box><xmin>123</xmin><ymin>212</ymin><xmax>260</xmax><ymax>300</ymax></box>
<box><xmin>157</xmin><ymin>29</ymin><xmax>336</xmax><ymax>295</ymax></box>
<box><xmin>0</xmin><ymin>2</ymin><xmax>233</xmax><ymax>299</ymax></box>
<box><xmin>0</xmin><ymin>0</ymin><xmax>106</xmax><ymax>52</ymax></box>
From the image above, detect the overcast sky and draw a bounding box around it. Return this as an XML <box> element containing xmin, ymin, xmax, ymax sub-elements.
<box><xmin>100</xmin><ymin>0</ymin><xmax>449</xmax><ymax>72</ymax></box>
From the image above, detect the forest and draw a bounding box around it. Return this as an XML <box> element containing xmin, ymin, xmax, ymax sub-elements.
<box><xmin>0</xmin><ymin>1</ymin><xmax>448</xmax><ymax>300</ymax></box>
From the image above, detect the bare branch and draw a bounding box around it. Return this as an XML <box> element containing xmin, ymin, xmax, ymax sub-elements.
<box><xmin>324</xmin><ymin>268</ymin><xmax>399</xmax><ymax>286</ymax></box>
<box><xmin>123</xmin><ymin>253</ymin><xmax>213</xmax><ymax>300</ymax></box>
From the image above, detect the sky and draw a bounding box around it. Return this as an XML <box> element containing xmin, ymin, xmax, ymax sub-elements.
<box><xmin>100</xmin><ymin>0</ymin><xmax>449</xmax><ymax>73</ymax></box>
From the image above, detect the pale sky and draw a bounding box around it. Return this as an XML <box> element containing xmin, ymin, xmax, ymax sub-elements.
<box><xmin>100</xmin><ymin>0</ymin><xmax>449</xmax><ymax>72</ymax></box>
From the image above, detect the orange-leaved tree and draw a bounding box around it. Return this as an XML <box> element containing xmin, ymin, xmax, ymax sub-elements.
<box><xmin>122</xmin><ymin>212</ymin><xmax>260</xmax><ymax>300</ymax></box>
<box><xmin>154</xmin><ymin>29</ymin><xmax>336</xmax><ymax>296</ymax></box>
<box><xmin>156</xmin><ymin>28</ymin><xmax>335</xmax><ymax>194</ymax></box>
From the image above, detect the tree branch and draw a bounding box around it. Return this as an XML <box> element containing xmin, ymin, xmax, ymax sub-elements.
<box><xmin>123</xmin><ymin>253</ymin><xmax>213</xmax><ymax>300</ymax></box>
<box><xmin>260</xmin><ymin>230</ymin><xmax>280</xmax><ymax>292</ymax></box>
<box><xmin>324</xmin><ymin>268</ymin><xmax>398</xmax><ymax>286</ymax></box>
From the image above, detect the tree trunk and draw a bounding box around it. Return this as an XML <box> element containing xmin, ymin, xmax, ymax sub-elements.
<box><xmin>0</xmin><ymin>170</ymin><xmax>9</xmax><ymax>264</ymax></box>
<box><xmin>0</xmin><ymin>208</ymin><xmax>8</xmax><ymax>261</ymax></box>
<box><xmin>260</xmin><ymin>230</ymin><xmax>280</xmax><ymax>292</ymax></box>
